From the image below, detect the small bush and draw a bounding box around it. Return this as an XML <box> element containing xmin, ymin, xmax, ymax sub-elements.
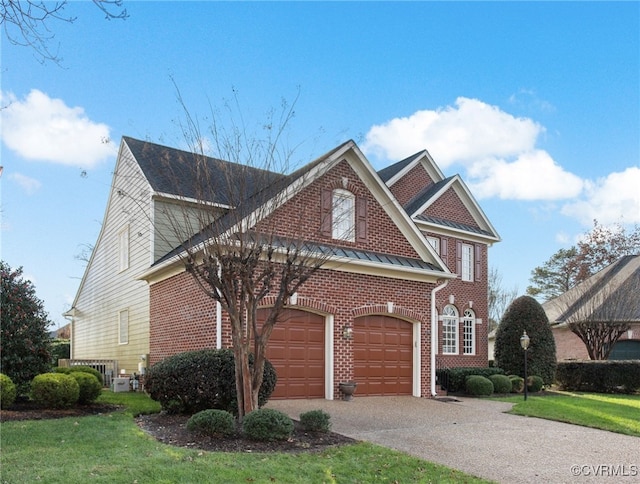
<box><xmin>70</xmin><ymin>372</ymin><xmax>102</xmax><ymax>404</ymax></box>
<box><xmin>54</xmin><ymin>366</ymin><xmax>103</xmax><ymax>385</ymax></box>
<box><xmin>489</xmin><ymin>374</ymin><xmax>512</xmax><ymax>394</ymax></box>
<box><xmin>242</xmin><ymin>408</ymin><xmax>294</xmax><ymax>442</ymax></box>
<box><xmin>436</xmin><ymin>367</ymin><xmax>505</xmax><ymax>393</ymax></box>
<box><xmin>508</xmin><ymin>375</ymin><xmax>524</xmax><ymax>393</ymax></box>
<box><xmin>0</xmin><ymin>373</ymin><xmax>17</xmax><ymax>409</ymax></box>
<box><xmin>30</xmin><ymin>373</ymin><xmax>79</xmax><ymax>408</ymax></box>
<box><xmin>300</xmin><ymin>409</ymin><xmax>331</xmax><ymax>433</ymax></box>
<box><xmin>187</xmin><ymin>409</ymin><xmax>236</xmax><ymax>437</ymax></box>
<box><xmin>527</xmin><ymin>375</ymin><xmax>544</xmax><ymax>393</ymax></box>
<box><xmin>145</xmin><ymin>349</ymin><xmax>277</xmax><ymax>415</ymax></box>
<box><xmin>465</xmin><ymin>375</ymin><xmax>494</xmax><ymax>396</ymax></box>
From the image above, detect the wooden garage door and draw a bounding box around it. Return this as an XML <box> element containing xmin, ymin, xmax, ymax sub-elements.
<box><xmin>260</xmin><ymin>308</ymin><xmax>325</xmax><ymax>399</ymax></box>
<box><xmin>354</xmin><ymin>315</ymin><xmax>413</xmax><ymax>396</ymax></box>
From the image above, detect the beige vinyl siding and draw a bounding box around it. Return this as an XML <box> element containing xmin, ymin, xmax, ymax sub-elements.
<box><xmin>71</xmin><ymin>142</ymin><xmax>152</xmax><ymax>374</ymax></box>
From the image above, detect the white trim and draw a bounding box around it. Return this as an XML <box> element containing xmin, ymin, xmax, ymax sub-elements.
<box><xmin>326</xmin><ymin>314</ymin><xmax>335</xmax><ymax>400</ymax></box>
<box><xmin>430</xmin><ymin>280</ymin><xmax>448</xmax><ymax>396</ymax></box>
<box><xmin>413</xmin><ymin>321</ymin><xmax>421</xmax><ymax>397</ymax></box>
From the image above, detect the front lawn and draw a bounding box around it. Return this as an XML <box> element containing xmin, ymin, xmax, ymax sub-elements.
<box><xmin>493</xmin><ymin>392</ymin><xmax>640</xmax><ymax>437</ymax></box>
<box><xmin>1</xmin><ymin>392</ymin><xmax>490</xmax><ymax>483</ymax></box>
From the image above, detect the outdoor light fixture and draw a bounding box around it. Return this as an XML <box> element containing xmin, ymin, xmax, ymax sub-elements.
<box><xmin>343</xmin><ymin>324</ymin><xmax>353</xmax><ymax>340</ymax></box>
<box><xmin>520</xmin><ymin>330</ymin><xmax>530</xmax><ymax>401</ymax></box>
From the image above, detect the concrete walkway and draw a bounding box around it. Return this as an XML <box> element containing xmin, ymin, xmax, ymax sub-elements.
<box><xmin>268</xmin><ymin>396</ymin><xmax>639</xmax><ymax>483</ymax></box>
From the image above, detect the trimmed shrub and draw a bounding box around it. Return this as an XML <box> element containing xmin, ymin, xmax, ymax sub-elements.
<box><xmin>54</xmin><ymin>366</ymin><xmax>103</xmax><ymax>385</ymax></box>
<box><xmin>494</xmin><ymin>296</ymin><xmax>557</xmax><ymax>385</ymax></box>
<box><xmin>300</xmin><ymin>409</ymin><xmax>331</xmax><ymax>433</ymax></box>
<box><xmin>70</xmin><ymin>372</ymin><xmax>102</xmax><ymax>404</ymax></box>
<box><xmin>556</xmin><ymin>361</ymin><xmax>640</xmax><ymax>394</ymax></box>
<box><xmin>436</xmin><ymin>367</ymin><xmax>505</xmax><ymax>393</ymax></box>
<box><xmin>145</xmin><ymin>349</ymin><xmax>277</xmax><ymax>415</ymax></box>
<box><xmin>187</xmin><ymin>409</ymin><xmax>236</xmax><ymax>437</ymax></box>
<box><xmin>242</xmin><ymin>408</ymin><xmax>294</xmax><ymax>442</ymax></box>
<box><xmin>489</xmin><ymin>374</ymin><xmax>512</xmax><ymax>394</ymax></box>
<box><xmin>508</xmin><ymin>375</ymin><xmax>524</xmax><ymax>393</ymax></box>
<box><xmin>0</xmin><ymin>373</ymin><xmax>17</xmax><ymax>409</ymax></box>
<box><xmin>527</xmin><ymin>375</ymin><xmax>544</xmax><ymax>393</ymax></box>
<box><xmin>30</xmin><ymin>373</ymin><xmax>79</xmax><ymax>408</ymax></box>
<box><xmin>465</xmin><ymin>375</ymin><xmax>494</xmax><ymax>396</ymax></box>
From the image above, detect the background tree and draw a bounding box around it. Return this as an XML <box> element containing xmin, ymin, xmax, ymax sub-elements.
<box><xmin>487</xmin><ymin>267</ymin><xmax>519</xmax><ymax>332</ymax></box>
<box><xmin>127</xmin><ymin>90</ymin><xmax>332</xmax><ymax>420</ymax></box>
<box><xmin>0</xmin><ymin>261</ymin><xmax>52</xmax><ymax>395</ymax></box>
<box><xmin>494</xmin><ymin>295</ymin><xmax>557</xmax><ymax>385</ymax></box>
<box><xmin>527</xmin><ymin>220</ymin><xmax>640</xmax><ymax>302</ymax></box>
<box><xmin>1</xmin><ymin>0</ymin><xmax>127</xmax><ymax>64</ymax></box>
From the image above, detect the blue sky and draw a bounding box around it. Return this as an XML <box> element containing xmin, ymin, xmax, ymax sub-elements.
<box><xmin>2</xmin><ymin>1</ymin><xmax>639</xmax><ymax>329</ymax></box>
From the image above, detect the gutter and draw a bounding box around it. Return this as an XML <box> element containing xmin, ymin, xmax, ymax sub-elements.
<box><xmin>430</xmin><ymin>279</ymin><xmax>449</xmax><ymax>397</ymax></box>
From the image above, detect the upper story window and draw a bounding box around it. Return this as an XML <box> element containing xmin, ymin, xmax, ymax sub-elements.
<box><xmin>321</xmin><ymin>187</ymin><xmax>367</xmax><ymax>243</ymax></box>
<box><xmin>442</xmin><ymin>305</ymin><xmax>459</xmax><ymax>354</ymax></box>
<box><xmin>461</xmin><ymin>243</ymin><xmax>473</xmax><ymax>281</ymax></box>
<box><xmin>118</xmin><ymin>225</ymin><xmax>130</xmax><ymax>272</ymax></box>
<box><xmin>463</xmin><ymin>309</ymin><xmax>476</xmax><ymax>355</ymax></box>
<box><xmin>427</xmin><ymin>236</ymin><xmax>440</xmax><ymax>255</ymax></box>
<box><xmin>456</xmin><ymin>241</ymin><xmax>481</xmax><ymax>282</ymax></box>
<box><xmin>118</xmin><ymin>309</ymin><xmax>129</xmax><ymax>345</ymax></box>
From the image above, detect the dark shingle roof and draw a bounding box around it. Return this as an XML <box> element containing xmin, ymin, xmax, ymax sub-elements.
<box><xmin>403</xmin><ymin>177</ymin><xmax>453</xmax><ymax>215</ymax></box>
<box><xmin>377</xmin><ymin>151</ymin><xmax>423</xmax><ymax>182</ymax></box>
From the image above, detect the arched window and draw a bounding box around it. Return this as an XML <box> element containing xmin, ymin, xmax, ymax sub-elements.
<box><xmin>442</xmin><ymin>305</ymin><xmax>459</xmax><ymax>354</ymax></box>
<box><xmin>463</xmin><ymin>309</ymin><xmax>476</xmax><ymax>355</ymax></box>
<box><xmin>332</xmin><ymin>189</ymin><xmax>355</xmax><ymax>241</ymax></box>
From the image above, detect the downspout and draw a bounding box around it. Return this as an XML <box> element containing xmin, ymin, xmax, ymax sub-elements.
<box><xmin>216</xmin><ymin>265</ymin><xmax>222</xmax><ymax>349</ymax></box>
<box><xmin>430</xmin><ymin>279</ymin><xmax>448</xmax><ymax>397</ymax></box>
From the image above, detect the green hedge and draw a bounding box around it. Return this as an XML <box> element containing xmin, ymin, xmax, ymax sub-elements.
<box><xmin>436</xmin><ymin>367</ymin><xmax>505</xmax><ymax>393</ymax></box>
<box><xmin>465</xmin><ymin>375</ymin><xmax>494</xmax><ymax>396</ymax></box>
<box><xmin>0</xmin><ymin>373</ymin><xmax>17</xmax><ymax>409</ymax></box>
<box><xmin>242</xmin><ymin>408</ymin><xmax>293</xmax><ymax>442</ymax></box>
<box><xmin>556</xmin><ymin>360</ymin><xmax>640</xmax><ymax>394</ymax></box>
<box><xmin>30</xmin><ymin>373</ymin><xmax>79</xmax><ymax>408</ymax></box>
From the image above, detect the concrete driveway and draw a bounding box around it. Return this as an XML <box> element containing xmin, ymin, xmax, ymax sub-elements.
<box><xmin>268</xmin><ymin>396</ymin><xmax>639</xmax><ymax>483</ymax></box>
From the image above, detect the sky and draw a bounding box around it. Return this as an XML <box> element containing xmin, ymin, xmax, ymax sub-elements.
<box><xmin>1</xmin><ymin>1</ymin><xmax>639</xmax><ymax>330</ymax></box>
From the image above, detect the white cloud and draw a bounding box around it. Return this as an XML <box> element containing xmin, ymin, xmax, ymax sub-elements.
<box><xmin>1</xmin><ymin>89</ymin><xmax>117</xmax><ymax>168</ymax></box>
<box><xmin>561</xmin><ymin>167</ymin><xmax>640</xmax><ymax>225</ymax></box>
<box><xmin>9</xmin><ymin>173</ymin><xmax>42</xmax><ymax>195</ymax></box>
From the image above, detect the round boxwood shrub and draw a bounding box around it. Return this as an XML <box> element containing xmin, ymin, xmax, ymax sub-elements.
<box><xmin>54</xmin><ymin>366</ymin><xmax>103</xmax><ymax>385</ymax></box>
<box><xmin>509</xmin><ymin>375</ymin><xmax>524</xmax><ymax>393</ymax></box>
<box><xmin>300</xmin><ymin>409</ymin><xmax>331</xmax><ymax>433</ymax></box>
<box><xmin>0</xmin><ymin>373</ymin><xmax>17</xmax><ymax>409</ymax></box>
<box><xmin>70</xmin><ymin>372</ymin><xmax>102</xmax><ymax>404</ymax></box>
<box><xmin>489</xmin><ymin>374</ymin><xmax>512</xmax><ymax>394</ymax></box>
<box><xmin>465</xmin><ymin>375</ymin><xmax>494</xmax><ymax>396</ymax></box>
<box><xmin>527</xmin><ymin>375</ymin><xmax>544</xmax><ymax>393</ymax></box>
<box><xmin>30</xmin><ymin>373</ymin><xmax>79</xmax><ymax>408</ymax></box>
<box><xmin>145</xmin><ymin>349</ymin><xmax>277</xmax><ymax>415</ymax></box>
<box><xmin>187</xmin><ymin>409</ymin><xmax>236</xmax><ymax>437</ymax></box>
<box><xmin>242</xmin><ymin>408</ymin><xmax>294</xmax><ymax>442</ymax></box>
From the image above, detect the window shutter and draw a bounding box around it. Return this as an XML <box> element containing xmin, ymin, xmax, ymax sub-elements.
<box><xmin>441</xmin><ymin>237</ymin><xmax>448</xmax><ymax>259</ymax></box>
<box><xmin>475</xmin><ymin>244</ymin><xmax>482</xmax><ymax>281</ymax></box>
<box><xmin>456</xmin><ymin>240</ymin><xmax>462</xmax><ymax>275</ymax></box>
<box><xmin>320</xmin><ymin>188</ymin><xmax>332</xmax><ymax>237</ymax></box>
<box><xmin>356</xmin><ymin>196</ymin><xmax>367</xmax><ymax>243</ymax></box>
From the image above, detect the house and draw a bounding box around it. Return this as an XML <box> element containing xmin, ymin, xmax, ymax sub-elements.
<box><xmin>67</xmin><ymin>136</ymin><xmax>500</xmax><ymax>399</ymax></box>
<box><xmin>543</xmin><ymin>255</ymin><xmax>640</xmax><ymax>361</ymax></box>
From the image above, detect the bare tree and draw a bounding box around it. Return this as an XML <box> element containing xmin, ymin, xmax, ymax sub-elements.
<box><xmin>546</xmin><ymin>260</ymin><xmax>639</xmax><ymax>360</ymax></box>
<box><xmin>1</xmin><ymin>0</ymin><xmax>127</xmax><ymax>64</ymax></box>
<box><xmin>487</xmin><ymin>267</ymin><xmax>518</xmax><ymax>332</ymax></box>
<box><xmin>141</xmin><ymin>89</ymin><xmax>335</xmax><ymax>419</ymax></box>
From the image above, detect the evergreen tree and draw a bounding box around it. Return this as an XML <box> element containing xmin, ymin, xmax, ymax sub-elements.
<box><xmin>494</xmin><ymin>295</ymin><xmax>556</xmax><ymax>385</ymax></box>
<box><xmin>1</xmin><ymin>261</ymin><xmax>52</xmax><ymax>395</ymax></box>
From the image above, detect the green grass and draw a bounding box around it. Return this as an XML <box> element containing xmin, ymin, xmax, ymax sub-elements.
<box><xmin>1</xmin><ymin>392</ymin><xmax>490</xmax><ymax>483</ymax></box>
<box><xmin>493</xmin><ymin>392</ymin><xmax>640</xmax><ymax>437</ymax></box>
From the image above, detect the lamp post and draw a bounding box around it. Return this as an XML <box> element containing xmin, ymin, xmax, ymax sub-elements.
<box><xmin>520</xmin><ymin>330</ymin><xmax>530</xmax><ymax>401</ymax></box>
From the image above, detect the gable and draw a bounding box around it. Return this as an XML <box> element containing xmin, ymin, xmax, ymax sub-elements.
<box><xmin>388</xmin><ymin>163</ymin><xmax>438</xmax><ymax>207</ymax></box>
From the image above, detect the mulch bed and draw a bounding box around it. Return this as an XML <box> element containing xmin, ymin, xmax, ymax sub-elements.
<box><xmin>1</xmin><ymin>401</ymin><xmax>356</xmax><ymax>454</ymax></box>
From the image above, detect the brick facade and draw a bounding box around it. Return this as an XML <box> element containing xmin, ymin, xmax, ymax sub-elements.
<box><xmin>553</xmin><ymin>323</ymin><xmax>640</xmax><ymax>360</ymax></box>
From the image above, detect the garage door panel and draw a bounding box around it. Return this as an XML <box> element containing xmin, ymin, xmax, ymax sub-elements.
<box><xmin>354</xmin><ymin>315</ymin><xmax>413</xmax><ymax>396</ymax></box>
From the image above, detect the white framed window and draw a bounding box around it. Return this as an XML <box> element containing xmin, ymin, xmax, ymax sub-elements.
<box><xmin>332</xmin><ymin>189</ymin><xmax>355</xmax><ymax>241</ymax></box>
<box><xmin>118</xmin><ymin>225</ymin><xmax>130</xmax><ymax>272</ymax></box>
<box><xmin>427</xmin><ymin>236</ymin><xmax>440</xmax><ymax>255</ymax></box>
<box><xmin>461</xmin><ymin>243</ymin><xmax>474</xmax><ymax>281</ymax></box>
<box><xmin>118</xmin><ymin>309</ymin><xmax>129</xmax><ymax>345</ymax></box>
<box><xmin>463</xmin><ymin>309</ymin><xmax>475</xmax><ymax>355</ymax></box>
<box><xmin>442</xmin><ymin>305</ymin><xmax>459</xmax><ymax>354</ymax></box>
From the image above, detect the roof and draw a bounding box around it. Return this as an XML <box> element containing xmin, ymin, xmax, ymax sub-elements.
<box><xmin>377</xmin><ymin>151</ymin><xmax>424</xmax><ymax>182</ymax></box>
<box><xmin>543</xmin><ymin>255</ymin><xmax>640</xmax><ymax>324</ymax></box>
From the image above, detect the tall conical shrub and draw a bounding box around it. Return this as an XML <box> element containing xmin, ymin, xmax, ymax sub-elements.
<box><xmin>494</xmin><ymin>295</ymin><xmax>556</xmax><ymax>385</ymax></box>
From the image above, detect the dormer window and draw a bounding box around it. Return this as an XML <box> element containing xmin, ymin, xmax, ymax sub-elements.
<box><xmin>321</xmin><ymin>187</ymin><xmax>367</xmax><ymax>243</ymax></box>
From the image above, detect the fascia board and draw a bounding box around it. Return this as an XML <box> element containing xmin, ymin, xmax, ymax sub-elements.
<box><xmin>386</xmin><ymin>150</ymin><xmax>445</xmax><ymax>187</ymax></box>
<box><xmin>152</xmin><ymin>191</ymin><xmax>232</xmax><ymax>210</ymax></box>
<box><xmin>414</xmin><ymin>219</ymin><xmax>501</xmax><ymax>245</ymax></box>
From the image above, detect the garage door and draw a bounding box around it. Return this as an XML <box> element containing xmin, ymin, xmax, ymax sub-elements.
<box><xmin>609</xmin><ymin>340</ymin><xmax>640</xmax><ymax>360</ymax></box>
<box><xmin>260</xmin><ymin>309</ymin><xmax>325</xmax><ymax>399</ymax></box>
<box><xmin>354</xmin><ymin>315</ymin><xmax>413</xmax><ymax>395</ymax></box>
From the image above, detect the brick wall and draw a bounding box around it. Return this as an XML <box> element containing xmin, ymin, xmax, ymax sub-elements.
<box><xmin>553</xmin><ymin>323</ymin><xmax>640</xmax><ymax>360</ymax></box>
<box><xmin>387</xmin><ymin>163</ymin><xmax>435</xmax><ymax>206</ymax></box>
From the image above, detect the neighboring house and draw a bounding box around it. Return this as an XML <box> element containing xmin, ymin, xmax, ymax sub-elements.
<box><xmin>68</xmin><ymin>136</ymin><xmax>500</xmax><ymax>399</ymax></box>
<box><xmin>543</xmin><ymin>255</ymin><xmax>640</xmax><ymax>361</ymax></box>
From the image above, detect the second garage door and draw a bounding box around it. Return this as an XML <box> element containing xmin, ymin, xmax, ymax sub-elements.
<box><xmin>354</xmin><ymin>315</ymin><xmax>413</xmax><ymax>396</ymax></box>
<box><xmin>261</xmin><ymin>309</ymin><xmax>325</xmax><ymax>399</ymax></box>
